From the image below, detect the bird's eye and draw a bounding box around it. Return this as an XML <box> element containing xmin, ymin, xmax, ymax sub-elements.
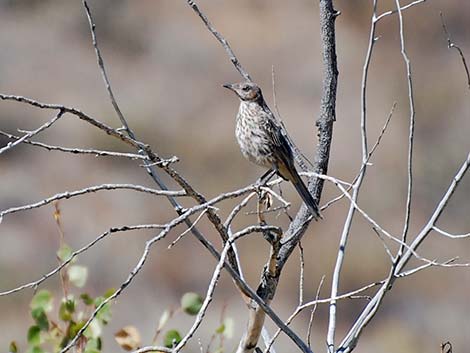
<box><xmin>242</xmin><ymin>85</ymin><xmax>250</xmax><ymax>91</ymax></box>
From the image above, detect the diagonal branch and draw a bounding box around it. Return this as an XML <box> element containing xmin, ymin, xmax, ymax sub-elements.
<box><xmin>185</xmin><ymin>0</ymin><xmax>252</xmax><ymax>81</ymax></box>
<box><xmin>0</xmin><ymin>109</ymin><xmax>64</xmax><ymax>155</ymax></box>
<box><xmin>82</xmin><ymin>0</ymin><xmax>243</xmax><ymax>279</ymax></box>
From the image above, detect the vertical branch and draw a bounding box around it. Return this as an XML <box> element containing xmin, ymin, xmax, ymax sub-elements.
<box><xmin>278</xmin><ymin>0</ymin><xmax>339</xmax><ymax>266</ymax></box>
<box><xmin>326</xmin><ymin>2</ymin><xmax>377</xmax><ymax>350</ymax></box>
<box><xmin>234</xmin><ymin>0</ymin><xmax>339</xmax><ymax>351</ymax></box>
<box><xmin>311</xmin><ymin>0</ymin><xmax>340</xmax><ymax>202</ymax></box>
<box><xmin>395</xmin><ymin>0</ymin><xmax>416</xmax><ymax>256</ymax></box>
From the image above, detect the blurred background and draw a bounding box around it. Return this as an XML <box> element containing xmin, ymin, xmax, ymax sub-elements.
<box><xmin>0</xmin><ymin>0</ymin><xmax>469</xmax><ymax>352</ymax></box>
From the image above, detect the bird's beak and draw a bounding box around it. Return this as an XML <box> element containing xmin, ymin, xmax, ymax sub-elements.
<box><xmin>222</xmin><ymin>83</ymin><xmax>235</xmax><ymax>91</ymax></box>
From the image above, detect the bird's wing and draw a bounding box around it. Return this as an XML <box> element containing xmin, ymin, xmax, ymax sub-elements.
<box><xmin>264</xmin><ymin>115</ymin><xmax>296</xmax><ymax>178</ymax></box>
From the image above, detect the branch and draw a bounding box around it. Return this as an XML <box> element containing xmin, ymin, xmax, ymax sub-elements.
<box><xmin>83</xmin><ymin>0</ymin><xmax>135</xmax><ymax>135</ymax></box>
<box><xmin>433</xmin><ymin>226</ymin><xmax>470</xmax><ymax>239</ymax></box>
<box><xmin>0</xmin><ymin>184</ymin><xmax>185</xmax><ymax>222</ymax></box>
<box><xmin>0</xmin><ymin>224</ymin><xmax>167</xmax><ymax>297</ymax></box>
<box><xmin>440</xmin><ymin>12</ymin><xmax>470</xmax><ymax>90</ymax></box>
<box><xmin>338</xmin><ymin>152</ymin><xmax>470</xmax><ymax>352</ymax></box>
<box><xmin>326</xmin><ymin>0</ymin><xmax>377</xmax><ymax>347</ymax></box>
<box><xmin>395</xmin><ymin>0</ymin><xmax>416</xmax><ymax>257</ymax></box>
<box><xmin>0</xmin><ymin>129</ymin><xmax>147</xmax><ymax>160</ymax></box>
<box><xmin>83</xmin><ymin>0</ymin><xmax>245</xmax><ymax>279</ymax></box>
<box><xmin>0</xmin><ymin>110</ymin><xmax>64</xmax><ymax>155</ymax></box>
<box><xmin>375</xmin><ymin>0</ymin><xmax>426</xmax><ymax>22</ymax></box>
<box><xmin>185</xmin><ymin>0</ymin><xmax>252</xmax><ymax>81</ymax></box>
<box><xmin>277</xmin><ymin>0</ymin><xmax>338</xmax><ymax>263</ymax></box>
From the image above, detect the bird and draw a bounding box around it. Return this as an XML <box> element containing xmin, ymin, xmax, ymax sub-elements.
<box><xmin>223</xmin><ymin>81</ymin><xmax>321</xmax><ymax>219</ymax></box>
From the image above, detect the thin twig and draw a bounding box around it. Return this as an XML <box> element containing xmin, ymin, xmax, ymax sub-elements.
<box><xmin>173</xmin><ymin>225</ymin><xmax>281</xmax><ymax>353</ymax></box>
<box><xmin>375</xmin><ymin>0</ymin><xmax>426</xmax><ymax>22</ymax></box>
<box><xmin>83</xmin><ymin>1</ymin><xmax>243</xmax><ymax>278</ymax></box>
<box><xmin>440</xmin><ymin>12</ymin><xmax>470</xmax><ymax>90</ymax></box>
<box><xmin>395</xmin><ymin>0</ymin><xmax>416</xmax><ymax>258</ymax></box>
<box><xmin>338</xmin><ymin>152</ymin><xmax>470</xmax><ymax>353</ymax></box>
<box><xmin>326</xmin><ymin>1</ymin><xmax>378</xmax><ymax>349</ymax></box>
<box><xmin>0</xmin><ymin>184</ymin><xmax>185</xmax><ymax>222</ymax></box>
<box><xmin>0</xmin><ymin>224</ymin><xmax>167</xmax><ymax>297</ymax></box>
<box><xmin>433</xmin><ymin>226</ymin><xmax>470</xmax><ymax>239</ymax></box>
<box><xmin>320</xmin><ymin>102</ymin><xmax>397</xmax><ymax>211</ymax></box>
<box><xmin>0</xmin><ymin>130</ymin><xmax>147</xmax><ymax>159</ymax></box>
<box><xmin>168</xmin><ymin>208</ymin><xmax>211</xmax><ymax>248</ymax></box>
<box><xmin>185</xmin><ymin>0</ymin><xmax>252</xmax><ymax>81</ymax></box>
<box><xmin>83</xmin><ymin>0</ymin><xmax>134</xmax><ymax>134</ymax></box>
<box><xmin>298</xmin><ymin>242</ymin><xmax>305</xmax><ymax>305</ymax></box>
<box><xmin>0</xmin><ymin>110</ymin><xmax>64</xmax><ymax>155</ymax></box>
<box><xmin>307</xmin><ymin>275</ymin><xmax>325</xmax><ymax>348</ymax></box>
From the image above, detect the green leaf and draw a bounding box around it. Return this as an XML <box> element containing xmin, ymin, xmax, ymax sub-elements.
<box><xmin>84</xmin><ymin>319</ymin><xmax>102</xmax><ymax>339</ymax></box>
<box><xmin>80</xmin><ymin>293</ymin><xmax>94</xmax><ymax>306</ymax></box>
<box><xmin>30</xmin><ymin>290</ymin><xmax>53</xmax><ymax>313</ymax></box>
<box><xmin>181</xmin><ymin>292</ymin><xmax>203</xmax><ymax>315</ymax></box>
<box><xmin>59</xmin><ymin>299</ymin><xmax>75</xmax><ymax>322</ymax></box>
<box><xmin>65</xmin><ymin>298</ymin><xmax>75</xmax><ymax>312</ymax></box>
<box><xmin>25</xmin><ymin>347</ymin><xmax>44</xmax><ymax>353</ymax></box>
<box><xmin>85</xmin><ymin>337</ymin><xmax>102</xmax><ymax>351</ymax></box>
<box><xmin>94</xmin><ymin>297</ymin><xmax>112</xmax><ymax>325</ymax></box>
<box><xmin>9</xmin><ymin>341</ymin><xmax>18</xmax><ymax>353</ymax></box>
<box><xmin>86</xmin><ymin>348</ymin><xmax>99</xmax><ymax>352</ymax></box>
<box><xmin>163</xmin><ymin>330</ymin><xmax>182</xmax><ymax>348</ymax></box>
<box><xmin>67</xmin><ymin>265</ymin><xmax>88</xmax><ymax>288</ymax></box>
<box><xmin>103</xmin><ymin>288</ymin><xmax>115</xmax><ymax>299</ymax></box>
<box><xmin>27</xmin><ymin>325</ymin><xmax>41</xmax><ymax>346</ymax></box>
<box><xmin>31</xmin><ymin>308</ymin><xmax>49</xmax><ymax>331</ymax></box>
<box><xmin>57</xmin><ymin>244</ymin><xmax>73</xmax><ymax>262</ymax></box>
<box><xmin>215</xmin><ymin>323</ymin><xmax>225</xmax><ymax>334</ymax></box>
<box><xmin>69</xmin><ymin>320</ymin><xmax>86</xmax><ymax>339</ymax></box>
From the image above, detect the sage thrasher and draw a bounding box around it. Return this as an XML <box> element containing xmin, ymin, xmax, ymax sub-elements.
<box><xmin>223</xmin><ymin>81</ymin><xmax>321</xmax><ymax>219</ymax></box>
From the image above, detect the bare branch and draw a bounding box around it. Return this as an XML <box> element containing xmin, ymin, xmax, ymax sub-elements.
<box><xmin>307</xmin><ymin>276</ymin><xmax>325</xmax><ymax>348</ymax></box>
<box><xmin>175</xmin><ymin>225</ymin><xmax>281</xmax><ymax>352</ymax></box>
<box><xmin>60</xmin><ymin>229</ymin><xmax>169</xmax><ymax>353</ymax></box>
<box><xmin>395</xmin><ymin>0</ymin><xmax>416</xmax><ymax>257</ymax></box>
<box><xmin>298</xmin><ymin>243</ymin><xmax>305</xmax><ymax>305</ymax></box>
<box><xmin>0</xmin><ymin>94</ymin><xmax>145</xmax><ymax>149</ymax></box>
<box><xmin>326</xmin><ymin>0</ymin><xmax>378</xmax><ymax>348</ymax></box>
<box><xmin>83</xmin><ymin>0</ymin><xmax>134</xmax><ymax>134</ymax></box>
<box><xmin>338</xmin><ymin>152</ymin><xmax>470</xmax><ymax>352</ymax></box>
<box><xmin>440</xmin><ymin>12</ymin><xmax>470</xmax><ymax>90</ymax></box>
<box><xmin>185</xmin><ymin>0</ymin><xmax>252</xmax><ymax>81</ymax></box>
<box><xmin>375</xmin><ymin>0</ymin><xmax>426</xmax><ymax>22</ymax></box>
<box><xmin>0</xmin><ymin>184</ymin><xmax>185</xmax><ymax>222</ymax></box>
<box><xmin>0</xmin><ymin>224</ymin><xmax>167</xmax><ymax>297</ymax></box>
<box><xmin>0</xmin><ymin>129</ymin><xmax>147</xmax><ymax>159</ymax></box>
<box><xmin>0</xmin><ymin>110</ymin><xmax>64</xmax><ymax>155</ymax></box>
<box><xmin>168</xmin><ymin>208</ymin><xmax>211</xmax><ymax>248</ymax></box>
<box><xmin>433</xmin><ymin>226</ymin><xmax>470</xmax><ymax>239</ymax></box>
<box><xmin>320</xmin><ymin>102</ymin><xmax>396</xmax><ymax>211</ymax></box>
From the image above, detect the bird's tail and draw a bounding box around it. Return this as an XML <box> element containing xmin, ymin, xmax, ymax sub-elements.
<box><xmin>289</xmin><ymin>169</ymin><xmax>321</xmax><ymax>220</ymax></box>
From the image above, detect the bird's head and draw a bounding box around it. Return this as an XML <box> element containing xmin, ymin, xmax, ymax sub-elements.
<box><xmin>223</xmin><ymin>81</ymin><xmax>262</xmax><ymax>102</ymax></box>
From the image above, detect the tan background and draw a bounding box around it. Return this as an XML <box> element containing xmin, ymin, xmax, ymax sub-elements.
<box><xmin>0</xmin><ymin>0</ymin><xmax>469</xmax><ymax>352</ymax></box>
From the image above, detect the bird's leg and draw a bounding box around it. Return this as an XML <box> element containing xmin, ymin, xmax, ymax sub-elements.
<box><xmin>255</xmin><ymin>168</ymin><xmax>276</xmax><ymax>187</ymax></box>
